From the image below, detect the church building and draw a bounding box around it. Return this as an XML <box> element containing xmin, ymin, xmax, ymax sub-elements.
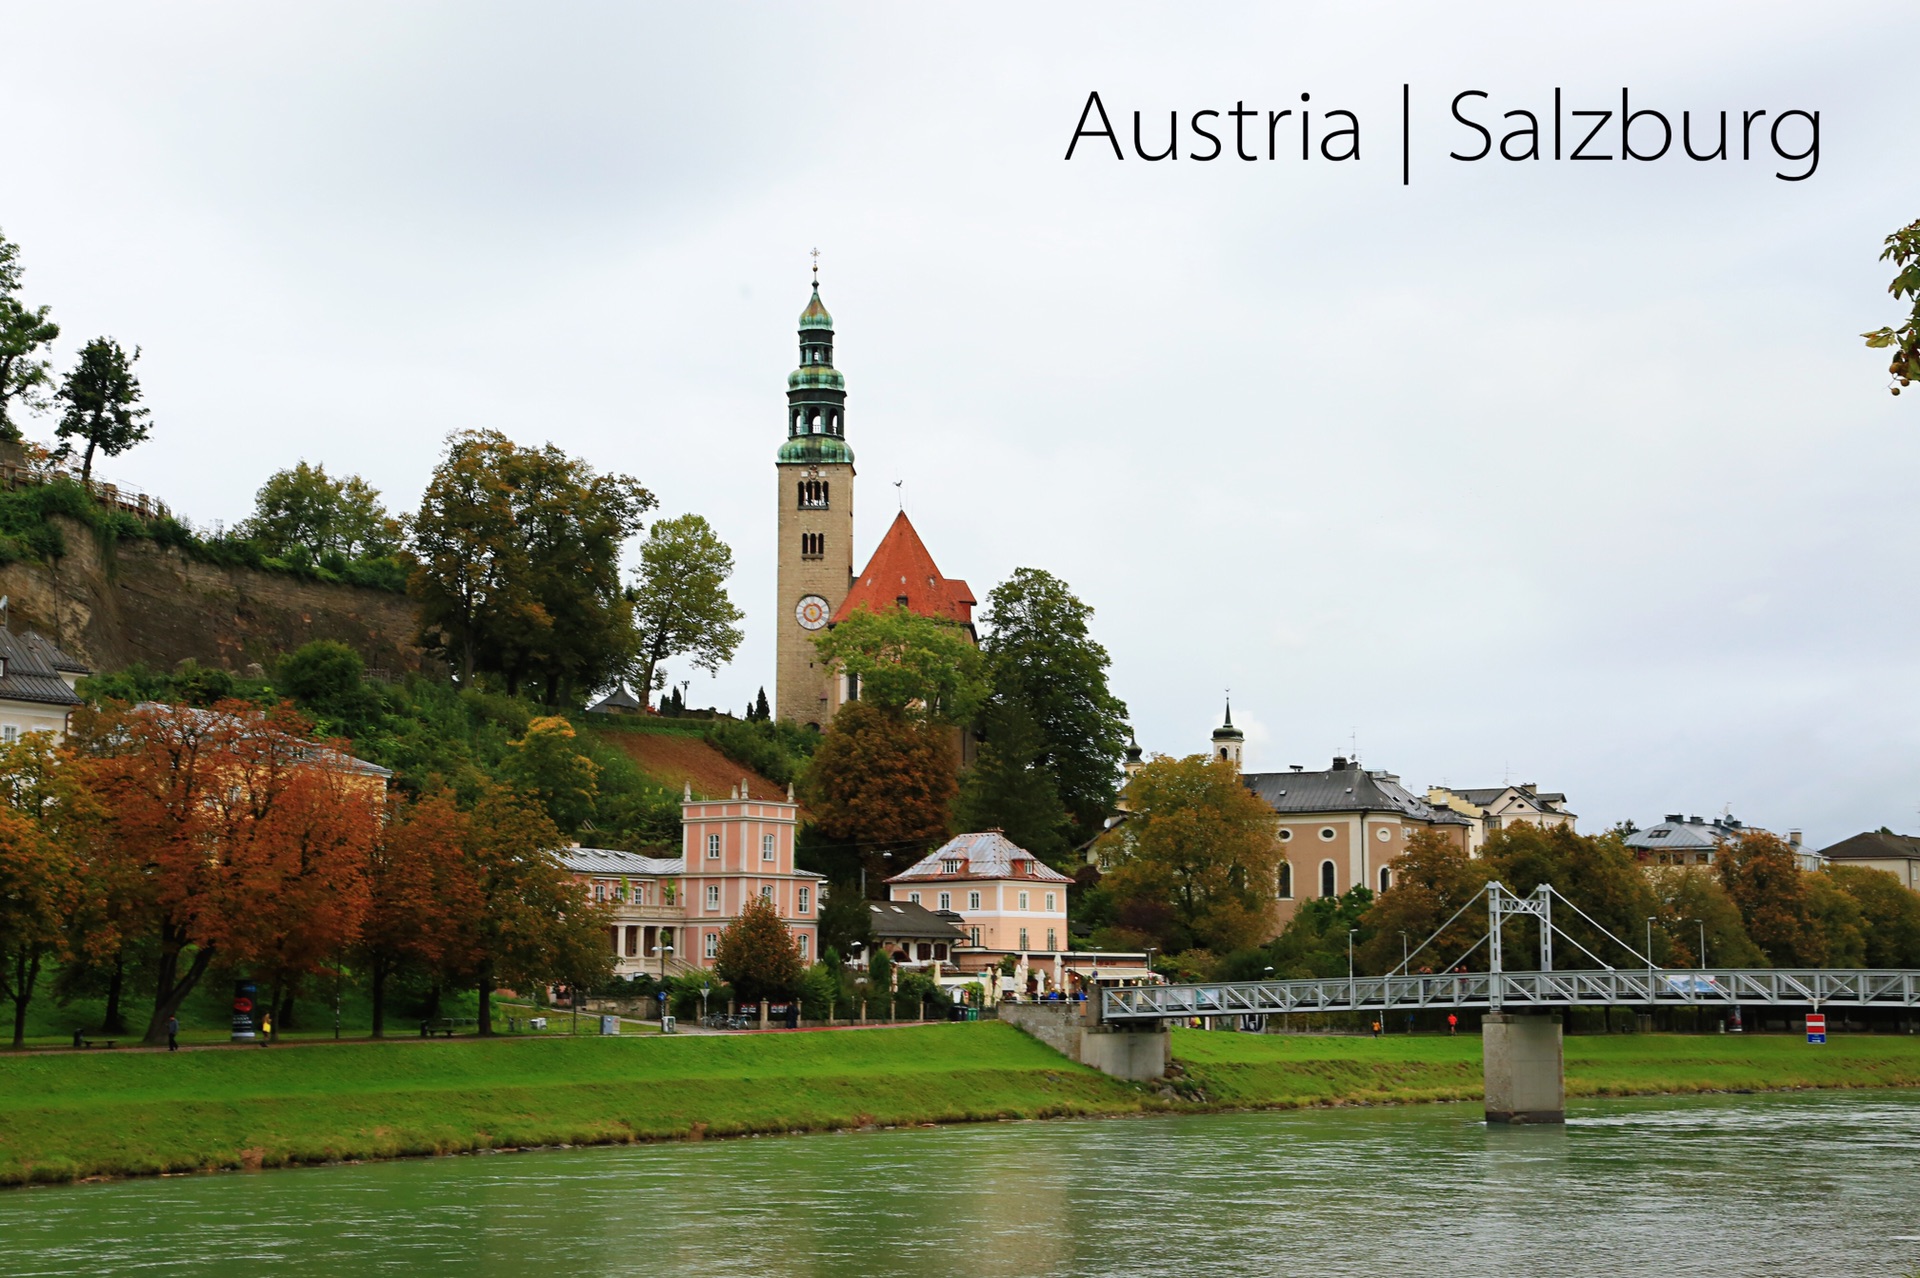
<box><xmin>774</xmin><ymin>270</ymin><xmax>974</xmax><ymax>727</ymax></box>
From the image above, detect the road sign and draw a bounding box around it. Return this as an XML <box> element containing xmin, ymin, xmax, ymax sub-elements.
<box><xmin>1806</xmin><ymin>1012</ymin><xmax>1826</xmax><ymax>1045</ymax></box>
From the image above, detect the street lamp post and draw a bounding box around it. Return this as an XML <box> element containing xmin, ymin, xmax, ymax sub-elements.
<box><xmin>700</xmin><ymin>983</ymin><xmax>711</xmax><ymax>1025</ymax></box>
<box><xmin>1694</xmin><ymin>919</ymin><xmax>1707</xmax><ymax>969</ymax></box>
<box><xmin>1347</xmin><ymin>928</ymin><xmax>1358</xmax><ymax>1031</ymax></box>
<box><xmin>1398</xmin><ymin>931</ymin><xmax>1409</xmax><ymax>974</ymax></box>
<box><xmin>1646</xmin><ymin>916</ymin><xmax>1657</xmax><ymax>1031</ymax></box>
<box><xmin>856</xmin><ymin>976</ymin><xmax>868</xmax><ymax>1025</ymax></box>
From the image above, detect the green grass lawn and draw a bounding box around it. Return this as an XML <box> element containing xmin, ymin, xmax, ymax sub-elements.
<box><xmin>5</xmin><ymin>1024</ymin><xmax>1918</xmax><ymax>1188</ymax></box>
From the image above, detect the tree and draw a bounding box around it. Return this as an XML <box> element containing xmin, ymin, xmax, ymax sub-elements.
<box><xmin>627</xmin><ymin>514</ymin><xmax>745</xmax><ymax>710</ymax></box>
<box><xmin>410</xmin><ymin>430</ymin><xmax>654</xmax><ymax>701</ymax></box>
<box><xmin>1828</xmin><ymin>865</ymin><xmax>1920</xmax><ymax>968</ymax></box>
<box><xmin>1863</xmin><ymin>215</ymin><xmax>1919</xmax><ymax>396</ymax></box>
<box><xmin>800</xmin><ymin>701</ymin><xmax>957</xmax><ymax>885</ymax></box>
<box><xmin>277</xmin><ymin>639</ymin><xmax>383</xmax><ymax>738</ymax></box>
<box><xmin>815</xmin><ymin>881</ymin><xmax>872</xmax><ymax>962</ymax></box>
<box><xmin>0</xmin><ymin>230</ymin><xmax>60</xmax><ymax>441</ymax></box>
<box><xmin>1648</xmin><ymin>867</ymin><xmax>1764</xmax><ymax>968</ymax></box>
<box><xmin>76</xmin><ymin>700</ymin><xmax>384</xmax><ymax>1045</ymax></box>
<box><xmin>498</xmin><ymin>716</ymin><xmax>601</xmax><ymax>833</ymax></box>
<box><xmin>357</xmin><ymin>792</ymin><xmax>471</xmax><ymax>1037</ymax></box>
<box><xmin>0</xmin><ymin>734</ymin><xmax>95</xmax><ymax>1048</ymax></box>
<box><xmin>1355</xmin><ymin>830</ymin><xmax>1486</xmax><ymax>975</ymax></box>
<box><xmin>54</xmin><ymin>337</ymin><xmax>151</xmax><ymax>484</ymax></box>
<box><xmin>1094</xmin><ymin>754</ymin><xmax>1282</xmax><ymax>955</ymax></box>
<box><xmin>813</xmin><ymin>606</ymin><xmax>986</xmax><ymax>724</ymax></box>
<box><xmin>713</xmin><ymin>895</ymin><xmax>804</xmax><ymax>1005</ymax></box>
<box><xmin>446</xmin><ymin>787</ymin><xmax>611</xmax><ymax>1035</ymax></box>
<box><xmin>951</xmin><ymin>693</ymin><xmax>1070</xmax><ymax>866</ymax></box>
<box><xmin>1483</xmin><ymin>824</ymin><xmax>1660</xmax><ymax>970</ymax></box>
<box><xmin>240</xmin><ymin>462</ymin><xmax>402</xmax><ymax>562</ymax></box>
<box><xmin>1717</xmin><ymin>831</ymin><xmax>1824</xmax><ymax>966</ymax></box>
<box><xmin>753</xmin><ymin>688</ymin><xmax>771</xmax><ymax>723</ymax></box>
<box><xmin>978</xmin><ymin>568</ymin><xmax>1131</xmax><ymax>842</ymax></box>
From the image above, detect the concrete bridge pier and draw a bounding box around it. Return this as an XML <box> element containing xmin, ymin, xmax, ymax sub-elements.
<box><xmin>1482</xmin><ymin>1012</ymin><xmax>1564</xmax><ymax>1125</ymax></box>
<box><xmin>1000</xmin><ymin>1000</ymin><xmax>1171</xmax><ymax>1082</ymax></box>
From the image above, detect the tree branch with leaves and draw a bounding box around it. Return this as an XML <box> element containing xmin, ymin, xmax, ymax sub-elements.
<box><xmin>1863</xmin><ymin>216</ymin><xmax>1920</xmax><ymax>397</ymax></box>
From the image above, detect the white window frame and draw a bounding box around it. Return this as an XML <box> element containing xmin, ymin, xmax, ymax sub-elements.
<box><xmin>704</xmin><ymin>932</ymin><xmax>718</xmax><ymax>958</ymax></box>
<box><xmin>909</xmin><ymin>891</ymin><xmax>921</xmax><ymax>905</ymax></box>
<box><xmin>706</xmin><ymin>833</ymin><xmax>722</xmax><ymax>859</ymax></box>
<box><xmin>1044</xmin><ymin>892</ymin><xmax>1056</xmax><ymax>912</ymax></box>
<box><xmin>797</xmin><ymin>933</ymin><xmax>810</xmax><ymax>959</ymax></box>
<box><xmin>705</xmin><ymin>884</ymin><xmax>721</xmax><ymax>910</ymax></box>
<box><xmin>762</xmin><ymin>833</ymin><xmax>776</xmax><ymax>861</ymax></box>
<box><xmin>797</xmin><ymin>886</ymin><xmax>811</xmax><ymax>914</ymax></box>
<box><xmin>761</xmin><ymin>885</ymin><xmax>774</xmax><ymax>903</ymax></box>
<box><xmin>968</xmin><ymin>891</ymin><xmax>981</xmax><ymax>910</ymax></box>
<box><xmin>938</xmin><ymin>891</ymin><xmax>951</xmax><ymax>911</ymax></box>
<box><xmin>1018</xmin><ymin>891</ymin><xmax>1030</xmax><ymax>911</ymax></box>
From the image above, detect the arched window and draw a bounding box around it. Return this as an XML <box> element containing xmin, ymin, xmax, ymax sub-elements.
<box><xmin>821</xmin><ymin>480</ymin><xmax>829</xmax><ymax>503</ymax></box>
<box><xmin>1320</xmin><ymin>861</ymin><xmax>1336</xmax><ymax>898</ymax></box>
<box><xmin>1378</xmin><ymin>866</ymin><xmax>1392</xmax><ymax>893</ymax></box>
<box><xmin>1277</xmin><ymin>862</ymin><xmax>1293</xmax><ymax>899</ymax></box>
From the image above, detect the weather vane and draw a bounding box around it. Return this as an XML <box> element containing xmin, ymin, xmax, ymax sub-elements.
<box><xmin>810</xmin><ymin>246</ymin><xmax>820</xmax><ymax>283</ymax></box>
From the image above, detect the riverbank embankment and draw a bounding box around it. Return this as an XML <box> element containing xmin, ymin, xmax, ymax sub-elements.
<box><xmin>5</xmin><ymin>1023</ymin><xmax>1919</xmax><ymax>1187</ymax></box>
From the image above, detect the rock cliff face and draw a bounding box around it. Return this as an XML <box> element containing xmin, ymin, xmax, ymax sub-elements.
<box><xmin>0</xmin><ymin>515</ymin><xmax>427</xmax><ymax>676</ymax></box>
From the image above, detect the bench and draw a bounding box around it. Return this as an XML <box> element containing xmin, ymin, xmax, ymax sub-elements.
<box><xmin>418</xmin><ymin>1018</ymin><xmax>478</xmax><ymax>1038</ymax></box>
<box><xmin>70</xmin><ymin>1031</ymin><xmax>117</xmax><ymax>1049</ymax></box>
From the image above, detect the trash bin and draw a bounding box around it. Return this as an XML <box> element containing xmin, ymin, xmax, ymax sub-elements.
<box><xmin>660</xmin><ymin>1015</ymin><xmax>677</xmax><ymax>1035</ymax></box>
<box><xmin>529</xmin><ymin>1017</ymin><xmax>547</xmax><ymax>1031</ymax></box>
<box><xmin>599</xmin><ymin>1015</ymin><xmax>619</xmax><ymax>1036</ymax></box>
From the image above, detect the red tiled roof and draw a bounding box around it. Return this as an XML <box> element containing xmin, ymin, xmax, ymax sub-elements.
<box><xmin>832</xmin><ymin>511</ymin><xmax>975</xmax><ymax>627</ymax></box>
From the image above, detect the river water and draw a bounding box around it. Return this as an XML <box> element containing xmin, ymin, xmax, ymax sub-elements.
<box><xmin>5</xmin><ymin>1091</ymin><xmax>1918</xmax><ymax>1277</ymax></box>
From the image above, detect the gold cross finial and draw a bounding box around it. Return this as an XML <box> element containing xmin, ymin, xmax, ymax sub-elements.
<box><xmin>810</xmin><ymin>247</ymin><xmax>820</xmax><ymax>283</ymax></box>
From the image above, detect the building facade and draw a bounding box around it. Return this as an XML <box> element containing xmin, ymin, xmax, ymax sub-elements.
<box><xmin>560</xmin><ymin>784</ymin><xmax>824</xmax><ymax>979</ymax></box>
<box><xmin>1625</xmin><ymin>814</ymin><xmax>1821</xmax><ymax>872</ymax></box>
<box><xmin>1818</xmin><ymin>831</ymin><xmax>1920</xmax><ymax>893</ymax></box>
<box><xmin>887</xmin><ymin>830</ymin><xmax>1074</xmax><ymax>959</ymax></box>
<box><xmin>0</xmin><ymin>625</ymin><xmax>89</xmax><ymax>741</ymax></box>
<box><xmin>775</xmin><ymin>276</ymin><xmax>858</xmax><ymax>728</ymax></box>
<box><xmin>1426</xmin><ymin>783</ymin><xmax>1577</xmax><ymax>855</ymax></box>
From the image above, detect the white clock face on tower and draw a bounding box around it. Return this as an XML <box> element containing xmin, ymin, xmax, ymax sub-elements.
<box><xmin>795</xmin><ymin>595</ymin><xmax>831</xmax><ymax>631</ymax></box>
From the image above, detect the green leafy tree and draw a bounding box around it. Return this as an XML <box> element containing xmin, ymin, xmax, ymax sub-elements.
<box><xmin>410</xmin><ymin>430</ymin><xmax>654</xmax><ymax>699</ymax></box>
<box><xmin>277</xmin><ymin>640</ymin><xmax>382</xmax><ymax>735</ymax></box>
<box><xmin>627</xmin><ymin>514</ymin><xmax>745</xmax><ymax>709</ymax></box>
<box><xmin>713</xmin><ymin>895</ymin><xmax>804</xmax><ymax>1005</ymax></box>
<box><xmin>1094</xmin><ymin>754</ymin><xmax>1283</xmax><ymax>955</ymax></box>
<box><xmin>951</xmin><ymin>692</ymin><xmax>1070</xmax><ymax>865</ymax></box>
<box><xmin>813</xmin><ymin>606</ymin><xmax>986</xmax><ymax>725</ymax></box>
<box><xmin>499</xmin><ymin>716</ymin><xmax>601</xmax><ymax>833</ymax></box>
<box><xmin>1863</xmin><ymin>215</ymin><xmax>1919</xmax><ymax>396</ymax></box>
<box><xmin>241</xmin><ymin>461</ymin><xmax>402</xmax><ymax>562</ymax></box>
<box><xmin>1828</xmin><ymin>864</ymin><xmax>1920</xmax><ymax>967</ymax></box>
<box><xmin>0</xmin><ymin>230</ymin><xmax>60</xmax><ymax>441</ymax></box>
<box><xmin>978</xmin><ymin>568</ymin><xmax>1130</xmax><ymax>841</ymax></box>
<box><xmin>54</xmin><ymin>337</ymin><xmax>151</xmax><ymax>484</ymax></box>
<box><xmin>816</xmin><ymin>880</ymin><xmax>872</xmax><ymax>960</ymax></box>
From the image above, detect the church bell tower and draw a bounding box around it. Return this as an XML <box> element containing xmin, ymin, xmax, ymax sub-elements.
<box><xmin>775</xmin><ymin>265</ymin><xmax>856</xmax><ymax>728</ymax></box>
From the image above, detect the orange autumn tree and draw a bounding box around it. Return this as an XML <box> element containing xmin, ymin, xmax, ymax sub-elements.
<box><xmin>800</xmin><ymin>700</ymin><xmax>959</xmax><ymax>886</ymax></box>
<box><xmin>357</xmin><ymin>791</ymin><xmax>474</xmax><ymax>1038</ymax></box>
<box><xmin>0</xmin><ymin>733</ymin><xmax>100</xmax><ymax>1049</ymax></box>
<box><xmin>78</xmin><ymin>699</ymin><xmax>379</xmax><ymax>1046</ymax></box>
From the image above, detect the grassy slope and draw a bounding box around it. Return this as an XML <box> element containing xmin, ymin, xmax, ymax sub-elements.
<box><xmin>0</xmin><ymin>1024</ymin><xmax>1144</xmax><ymax>1186</ymax></box>
<box><xmin>6</xmin><ymin>1025</ymin><xmax>1920</xmax><ymax>1187</ymax></box>
<box><xmin>1170</xmin><ymin>1028</ymin><xmax>1920</xmax><ymax>1107</ymax></box>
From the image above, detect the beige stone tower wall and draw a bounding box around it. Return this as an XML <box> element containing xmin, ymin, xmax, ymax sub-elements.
<box><xmin>775</xmin><ymin>460</ymin><xmax>854</xmax><ymax>727</ymax></box>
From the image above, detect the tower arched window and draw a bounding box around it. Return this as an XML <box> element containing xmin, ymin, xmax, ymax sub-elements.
<box><xmin>1277</xmin><ymin>862</ymin><xmax>1292</xmax><ymax>900</ymax></box>
<box><xmin>1320</xmin><ymin>860</ymin><xmax>1336</xmax><ymax>898</ymax></box>
<box><xmin>1379</xmin><ymin>866</ymin><xmax>1392</xmax><ymax>893</ymax></box>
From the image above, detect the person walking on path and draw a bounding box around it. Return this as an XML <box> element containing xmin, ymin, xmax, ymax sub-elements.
<box><xmin>166</xmin><ymin>1014</ymin><xmax>179</xmax><ymax>1052</ymax></box>
<box><xmin>1447</xmin><ymin>1013</ymin><xmax>1458</xmax><ymax>1036</ymax></box>
<box><xmin>1371</xmin><ymin>1020</ymin><xmax>1381</xmax><ymax>1038</ymax></box>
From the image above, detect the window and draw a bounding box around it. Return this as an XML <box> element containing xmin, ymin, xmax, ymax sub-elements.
<box><xmin>938</xmin><ymin>891</ymin><xmax>951</xmax><ymax>911</ymax></box>
<box><xmin>1278</xmin><ymin>862</ymin><xmax>1293</xmax><ymax>899</ymax></box>
<box><xmin>941</xmin><ymin>858</ymin><xmax>961</xmax><ymax>874</ymax></box>
<box><xmin>704</xmin><ymin>932</ymin><xmax>718</xmax><ymax>958</ymax></box>
<box><xmin>1379</xmin><ymin>866</ymin><xmax>1392</xmax><ymax>892</ymax></box>
<box><xmin>797</xmin><ymin>933</ymin><xmax>810</xmax><ymax>959</ymax></box>
<box><xmin>0</xmin><ymin>726</ymin><xmax>15</xmax><ymax>744</ymax></box>
<box><xmin>1047</xmin><ymin>927</ymin><xmax>1057</xmax><ymax>950</ymax></box>
<box><xmin>1376</xmin><ymin>828</ymin><xmax>1392</xmax><ymax>843</ymax></box>
<box><xmin>933</xmin><ymin>943</ymin><xmax>947</xmax><ymax>960</ymax></box>
<box><xmin>1019</xmin><ymin>927</ymin><xmax>1029</xmax><ymax>949</ymax></box>
<box><xmin>1044</xmin><ymin>892</ymin><xmax>1056</xmax><ymax>912</ymax></box>
<box><xmin>969</xmin><ymin>926</ymin><xmax>981</xmax><ymax>947</ymax></box>
<box><xmin>706</xmin><ymin>833</ymin><xmax>721</xmax><ymax>859</ymax></box>
<box><xmin>909</xmin><ymin>891</ymin><xmax>921</xmax><ymax>905</ymax></box>
<box><xmin>1018</xmin><ymin>891</ymin><xmax>1030</xmax><ymax>911</ymax></box>
<box><xmin>762</xmin><ymin>833</ymin><xmax>776</xmax><ymax>861</ymax></box>
<box><xmin>761</xmin><ymin>885</ymin><xmax>774</xmax><ymax>903</ymax></box>
<box><xmin>593</xmin><ymin>881</ymin><xmax>606</xmax><ymax>902</ymax></box>
<box><xmin>797</xmin><ymin>886</ymin><xmax>811</xmax><ymax>913</ymax></box>
<box><xmin>1320</xmin><ymin>861</ymin><xmax>1336</xmax><ymax>898</ymax></box>
<box><xmin>1278</xmin><ymin>828</ymin><xmax>1293</xmax><ymax>842</ymax></box>
<box><xmin>800</xmin><ymin>532</ymin><xmax>825</xmax><ymax>558</ymax></box>
<box><xmin>968</xmin><ymin>891</ymin><xmax>981</xmax><ymax>910</ymax></box>
<box><xmin>1319</xmin><ymin>827</ymin><xmax>1337</xmax><ymax>841</ymax></box>
<box><xmin>705</xmin><ymin>884</ymin><xmax>721</xmax><ymax>910</ymax></box>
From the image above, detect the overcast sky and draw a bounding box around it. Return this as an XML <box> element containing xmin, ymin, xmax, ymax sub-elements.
<box><xmin>4</xmin><ymin>4</ymin><xmax>1914</xmax><ymax>845</ymax></box>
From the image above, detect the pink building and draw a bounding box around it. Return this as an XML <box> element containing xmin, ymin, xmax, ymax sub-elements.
<box><xmin>560</xmin><ymin>782</ymin><xmax>824</xmax><ymax>977</ymax></box>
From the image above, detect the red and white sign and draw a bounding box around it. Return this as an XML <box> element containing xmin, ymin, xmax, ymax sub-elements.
<box><xmin>1806</xmin><ymin>1013</ymin><xmax>1826</xmax><ymax>1044</ymax></box>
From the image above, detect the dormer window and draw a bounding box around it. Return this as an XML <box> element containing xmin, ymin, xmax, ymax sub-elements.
<box><xmin>941</xmin><ymin>858</ymin><xmax>961</xmax><ymax>875</ymax></box>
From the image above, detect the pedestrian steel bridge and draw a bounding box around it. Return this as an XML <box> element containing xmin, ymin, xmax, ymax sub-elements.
<box><xmin>1100</xmin><ymin>968</ymin><xmax>1920</xmax><ymax>1023</ymax></box>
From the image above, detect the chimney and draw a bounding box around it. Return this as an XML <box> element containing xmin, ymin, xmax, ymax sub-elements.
<box><xmin>1789</xmin><ymin>830</ymin><xmax>1803</xmax><ymax>847</ymax></box>
<box><xmin>1332</xmin><ymin>757</ymin><xmax>1347</xmax><ymax>771</ymax></box>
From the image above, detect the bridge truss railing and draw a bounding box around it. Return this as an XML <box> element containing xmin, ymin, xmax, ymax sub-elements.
<box><xmin>1101</xmin><ymin>969</ymin><xmax>1920</xmax><ymax>1022</ymax></box>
